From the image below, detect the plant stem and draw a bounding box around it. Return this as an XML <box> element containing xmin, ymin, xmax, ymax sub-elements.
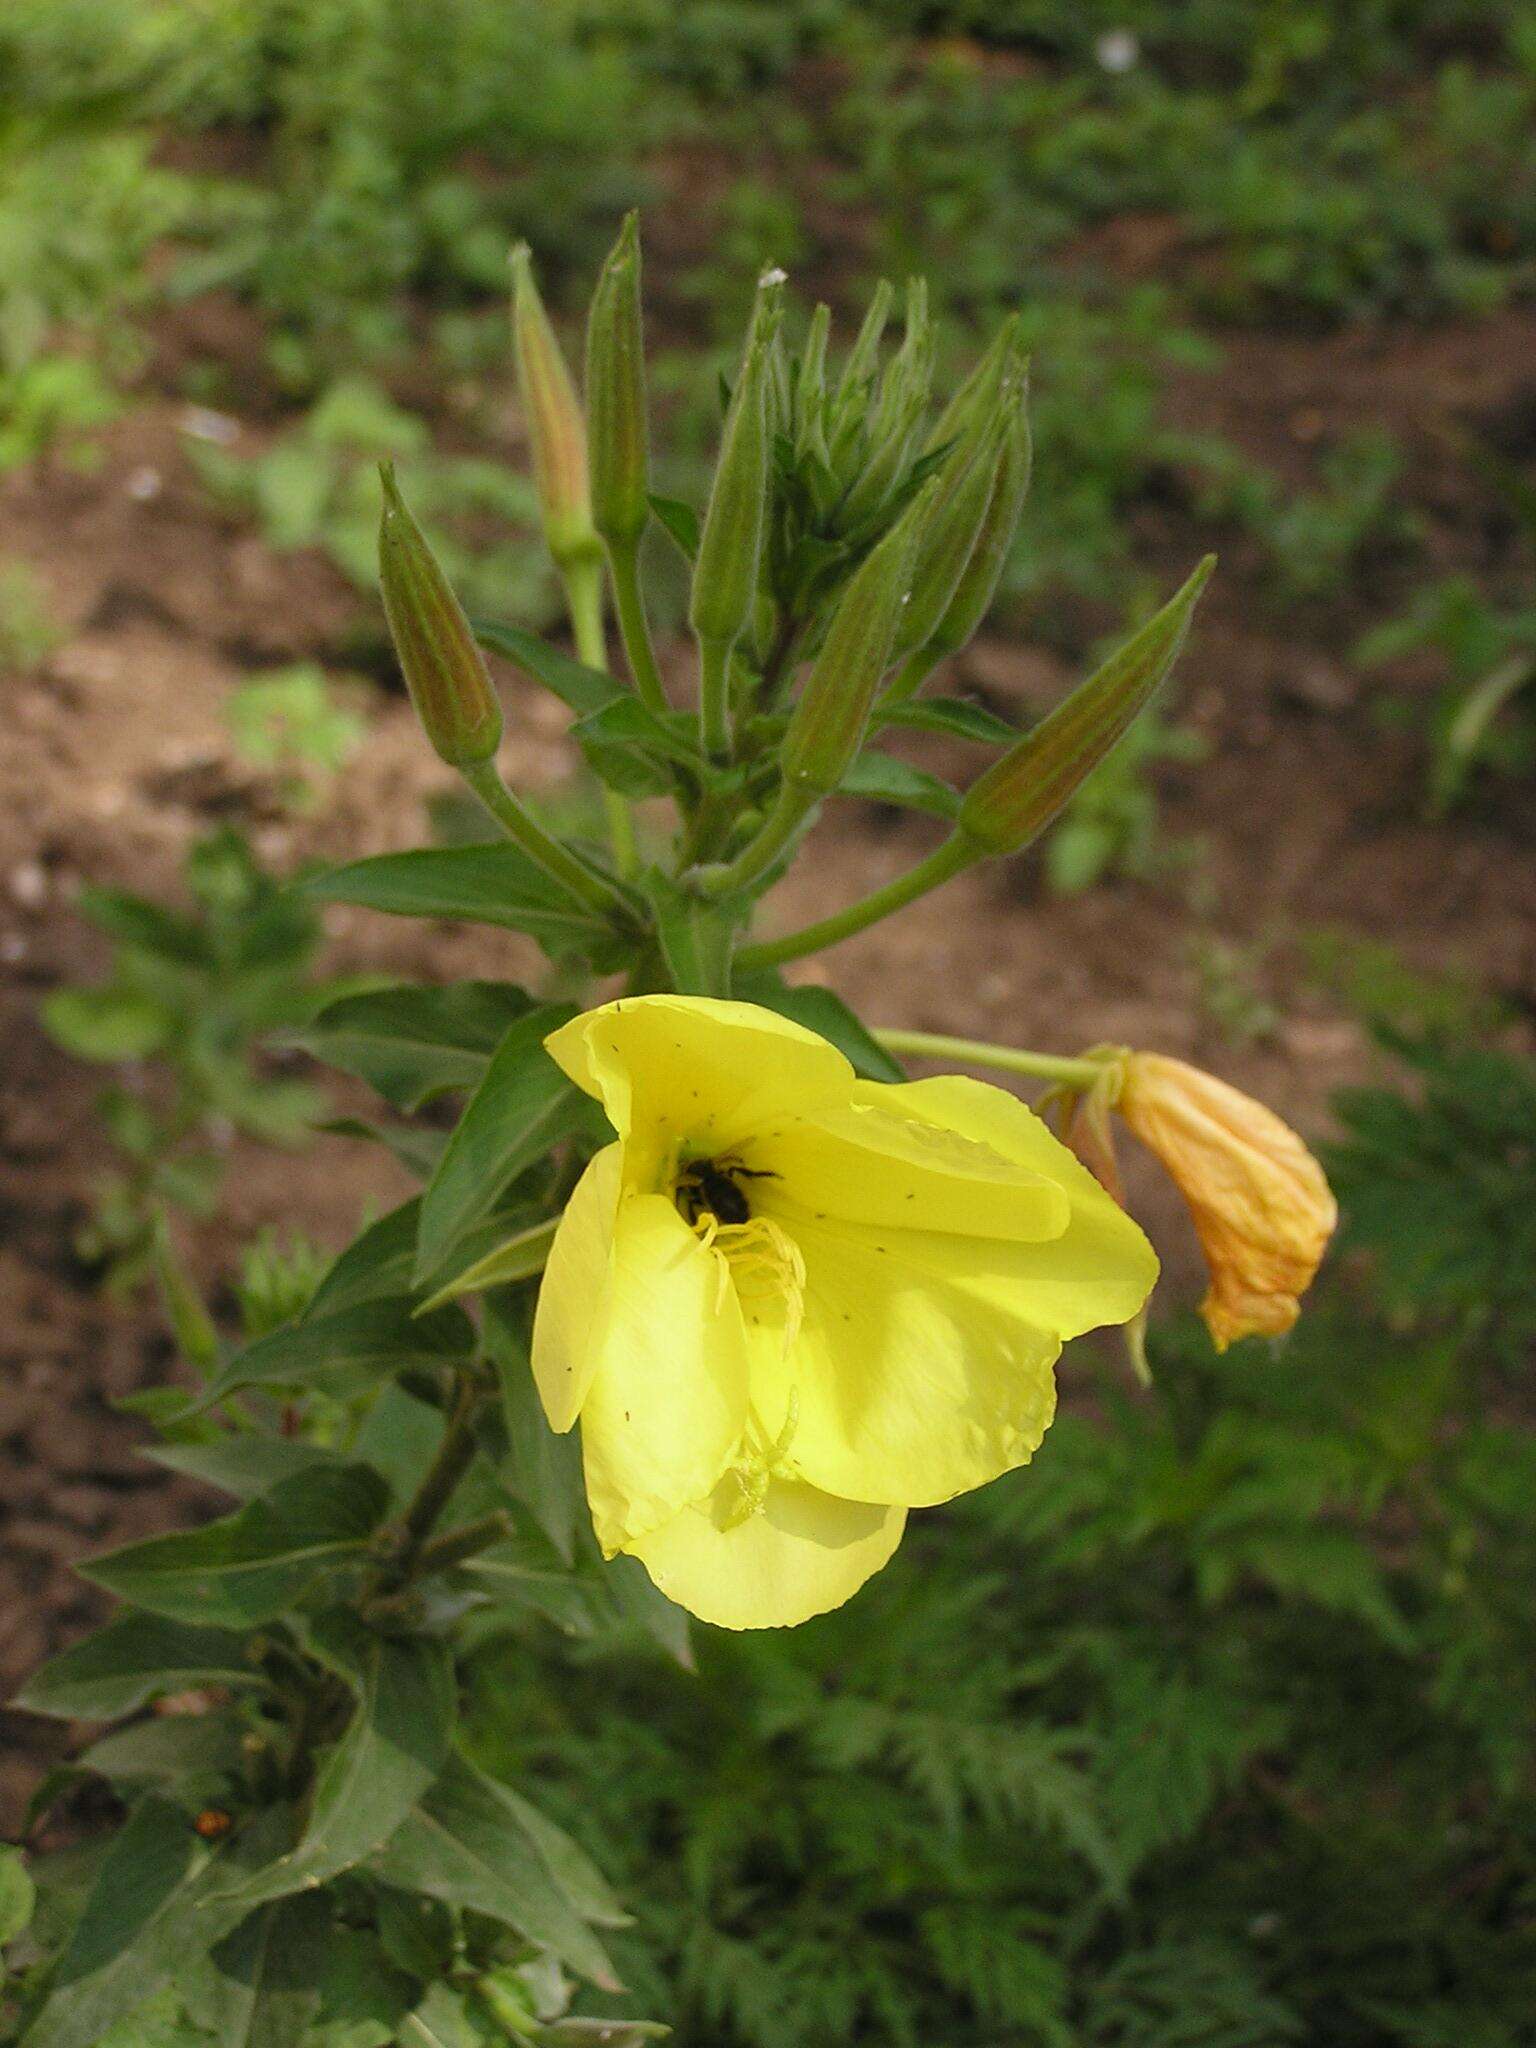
<box><xmin>458</xmin><ymin>756</ymin><xmax>626</xmax><ymax>919</ymax></box>
<box><xmin>414</xmin><ymin>1510</ymin><xmax>515</xmax><ymax>1578</ymax></box>
<box><xmin>565</xmin><ymin>556</ymin><xmax>638</xmax><ymax>879</ymax></box>
<box><xmin>871</xmin><ymin>1028</ymin><xmax>1113</xmax><ymax>1091</ymax></box>
<box><xmin>400</xmin><ymin>1374</ymin><xmax>485</xmax><ymax>1557</ymax></box>
<box><xmin>699</xmin><ymin>780</ymin><xmax>815</xmax><ymax>897</ymax></box>
<box><xmin>607</xmin><ymin>535</ymin><xmax>669</xmax><ymax>717</ymax></box>
<box><xmin>698</xmin><ymin>636</ymin><xmax>733</xmax><ymax>762</ymax></box>
<box><xmin>736</xmin><ymin>832</ymin><xmax>978</xmax><ymax>968</ymax></box>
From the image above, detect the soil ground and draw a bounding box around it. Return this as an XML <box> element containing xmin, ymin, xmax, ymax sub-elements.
<box><xmin>2</xmin><ymin>295</ymin><xmax>1533</xmax><ymax>1831</ymax></box>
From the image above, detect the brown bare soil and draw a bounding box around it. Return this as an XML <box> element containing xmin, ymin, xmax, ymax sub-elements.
<box><xmin>3</xmin><ymin>306</ymin><xmax>1534</xmax><ymax>1829</ymax></box>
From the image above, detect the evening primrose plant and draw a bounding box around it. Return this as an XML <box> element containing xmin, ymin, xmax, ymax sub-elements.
<box><xmin>7</xmin><ymin>225</ymin><xmax>1332</xmax><ymax>2046</ymax></box>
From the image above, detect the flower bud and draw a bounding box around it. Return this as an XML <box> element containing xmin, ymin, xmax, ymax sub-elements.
<box><xmin>1116</xmin><ymin>1053</ymin><xmax>1337</xmax><ymax>1350</ymax></box>
<box><xmin>833</xmin><ymin>278</ymin><xmax>894</xmax><ymax>411</ymax></box>
<box><xmin>510</xmin><ymin>242</ymin><xmax>599</xmax><ymax>574</ymax></box>
<box><xmin>689</xmin><ymin>308</ymin><xmax>776</xmax><ymax>653</ymax></box>
<box><xmin>584</xmin><ymin>211</ymin><xmax>649</xmax><ymax>550</ymax></box>
<box><xmin>924</xmin><ymin>311</ymin><xmax>1020</xmax><ymax>458</ymax></box>
<box><xmin>891</xmin><ymin>406</ymin><xmax>1010</xmax><ymax>661</ymax></box>
<box><xmin>924</xmin><ymin>389</ymin><xmax>1032</xmax><ymax>661</ymax></box>
<box><xmin>958</xmin><ymin>554</ymin><xmax>1213</xmax><ymax>855</ymax></box>
<box><xmin>377</xmin><ymin>463</ymin><xmax>503</xmax><ymax>767</ymax></box>
<box><xmin>781</xmin><ymin>478</ymin><xmax>936</xmax><ymax>795</ymax></box>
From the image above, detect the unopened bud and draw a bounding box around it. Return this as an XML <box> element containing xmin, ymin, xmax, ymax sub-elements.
<box><xmin>378</xmin><ymin>463</ymin><xmax>503</xmax><ymax>767</ymax></box>
<box><xmin>781</xmin><ymin>480</ymin><xmax>936</xmax><ymax>795</ymax></box>
<box><xmin>958</xmin><ymin>555</ymin><xmax>1214</xmax><ymax>854</ymax></box>
<box><xmin>892</xmin><ymin>407</ymin><xmax>1009</xmax><ymax>660</ymax></box>
<box><xmin>924</xmin><ymin>311</ymin><xmax>1020</xmax><ymax>457</ymax></box>
<box><xmin>510</xmin><ymin>242</ymin><xmax>598</xmax><ymax>573</ymax></box>
<box><xmin>925</xmin><ymin>390</ymin><xmax>1032</xmax><ymax>661</ymax></box>
<box><xmin>689</xmin><ymin>316</ymin><xmax>775</xmax><ymax>653</ymax></box>
<box><xmin>585</xmin><ymin>211</ymin><xmax>649</xmax><ymax>549</ymax></box>
<box><xmin>833</xmin><ymin>278</ymin><xmax>895</xmax><ymax>412</ymax></box>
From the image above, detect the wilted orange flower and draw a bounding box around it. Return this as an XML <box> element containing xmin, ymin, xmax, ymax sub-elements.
<box><xmin>1114</xmin><ymin>1053</ymin><xmax>1337</xmax><ymax>1351</ymax></box>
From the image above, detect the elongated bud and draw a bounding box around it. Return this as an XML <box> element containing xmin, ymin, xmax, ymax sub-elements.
<box><xmin>782</xmin><ymin>480</ymin><xmax>937</xmax><ymax>795</ymax></box>
<box><xmin>689</xmin><ymin>312</ymin><xmax>775</xmax><ymax>652</ymax></box>
<box><xmin>924</xmin><ymin>312</ymin><xmax>1020</xmax><ymax>457</ymax></box>
<box><xmin>378</xmin><ymin>463</ymin><xmax>503</xmax><ymax>767</ymax></box>
<box><xmin>585</xmin><ymin>211</ymin><xmax>649</xmax><ymax>549</ymax></box>
<box><xmin>926</xmin><ymin>388</ymin><xmax>1033</xmax><ymax>660</ymax></box>
<box><xmin>833</xmin><ymin>278</ymin><xmax>894</xmax><ymax>410</ymax></box>
<box><xmin>510</xmin><ymin>242</ymin><xmax>599</xmax><ymax>573</ymax></box>
<box><xmin>958</xmin><ymin>555</ymin><xmax>1214</xmax><ymax>854</ymax></box>
<box><xmin>892</xmin><ymin>407</ymin><xmax>1010</xmax><ymax>660</ymax></box>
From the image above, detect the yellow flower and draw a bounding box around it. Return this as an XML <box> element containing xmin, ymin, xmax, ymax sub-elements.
<box><xmin>1115</xmin><ymin>1052</ymin><xmax>1337</xmax><ymax>1352</ymax></box>
<box><xmin>531</xmin><ymin>997</ymin><xmax>1157</xmax><ymax>1629</ymax></box>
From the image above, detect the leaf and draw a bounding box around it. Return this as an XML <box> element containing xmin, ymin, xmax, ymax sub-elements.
<box><xmin>731</xmin><ymin>971</ymin><xmax>906</xmax><ymax>1083</ymax></box>
<box><xmin>483</xmin><ymin>1296</ymin><xmax>582</xmax><ymax>1562</ymax></box>
<box><xmin>309</xmin><ymin>1194</ymin><xmax>549</xmax><ymax>1320</ymax></box>
<box><xmin>470</xmin><ymin>620</ymin><xmax>620</xmax><ymax>716</ymax></box>
<box><xmin>216</xmin><ymin>1618</ymin><xmax>455</xmax><ymax>1909</ymax></box>
<box><xmin>144</xmin><ymin>1436</ymin><xmax>349</xmax><ymax>1501</ymax></box>
<box><xmin>398</xmin><ymin>1985</ymin><xmax>484</xmax><ymax>2048</ymax></box>
<box><xmin>302</xmin><ymin>845</ymin><xmax>616</xmax><ymax>961</ymax></box>
<box><xmin>569</xmin><ymin>696</ymin><xmax>694</xmax><ymax>798</ymax></box>
<box><xmin>647</xmin><ymin>491</ymin><xmax>700</xmax><ymax>560</ymax></box>
<box><xmin>14</xmin><ymin>1614</ymin><xmax>264</xmax><ymax>1721</ymax></box>
<box><xmin>291</xmin><ymin>981</ymin><xmax>533</xmax><ymax>1110</ymax></box>
<box><xmin>40</xmin><ymin>988</ymin><xmax>172</xmax><ymax>1062</ymax></box>
<box><xmin>0</xmin><ymin>1844</ymin><xmax>36</xmax><ymax>1945</ymax></box>
<box><xmin>496</xmin><ymin>1788</ymin><xmax>629</xmax><ymax>1930</ymax></box>
<box><xmin>877</xmin><ymin>695</ymin><xmax>1021</xmax><ymax>745</ymax></box>
<box><xmin>80</xmin><ymin>1712</ymin><xmax>248</xmax><ymax>1795</ymax></box>
<box><xmin>19</xmin><ymin>1797</ymin><xmax>215</xmax><ymax>2048</ymax></box>
<box><xmin>187</xmin><ymin>1299</ymin><xmax>474</xmax><ymax>1413</ymax></box>
<box><xmin>645</xmin><ymin>871</ymin><xmax>737</xmax><ymax>999</ymax></box>
<box><xmin>202</xmin><ymin>1896</ymin><xmax>321</xmax><ymax>2048</ymax></box>
<box><xmin>415</xmin><ymin>1005</ymin><xmax>580</xmax><ymax>1281</ymax></box>
<box><xmin>839</xmin><ymin>751</ymin><xmax>962</xmax><ymax>819</ymax></box>
<box><xmin>75</xmin><ymin>886</ymin><xmax>212</xmax><ymax>967</ymax></box>
<box><xmin>80</xmin><ymin>1465</ymin><xmax>391</xmax><ymax>1628</ymax></box>
<box><xmin>317</xmin><ymin>1116</ymin><xmax>447</xmax><ymax>1182</ymax></box>
<box><xmin>371</xmin><ymin>1753</ymin><xmax>621</xmax><ymax>1991</ymax></box>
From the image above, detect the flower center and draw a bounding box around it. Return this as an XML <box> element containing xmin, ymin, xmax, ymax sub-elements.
<box><xmin>674</xmin><ymin>1155</ymin><xmax>754</xmax><ymax>1229</ymax></box>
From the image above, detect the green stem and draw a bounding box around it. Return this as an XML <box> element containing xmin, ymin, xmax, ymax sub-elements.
<box><xmin>459</xmin><ymin>756</ymin><xmax>626</xmax><ymax>919</ymax></box>
<box><xmin>699</xmin><ymin>780</ymin><xmax>816</xmax><ymax>898</ymax></box>
<box><xmin>564</xmin><ymin>557</ymin><xmax>637</xmax><ymax>880</ymax></box>
<box><xmin>608</xmin><ymin>535</ymin><xmax>670</xmax><ymax>717</ymax></box>
<box><xmin>736</xmin><ymin>832</ymin><xmax>978</xmax><ymax>968</ymax></box>
<box><xmin>698</xmin><ymin>635</ymin><xmax>734</xmax><ymax>762</ymax></box>
<box><xmin>400</xmin><ymin>1374</ymin><xmax>485</xmax><ymax>1556</ymax></box>
<box><xmin>871</xmin><ymin>1028</ymin><xmax>1112</xmax><ymax>1091</ymax></box>
<box><xmin>414</xmin><ymin>1509</ymin><xmax>514</xmax><ymax>1578</ymax></box>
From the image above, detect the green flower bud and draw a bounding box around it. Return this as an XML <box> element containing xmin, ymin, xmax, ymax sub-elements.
<box><xmin>892</xmin><ymin>407</ymin><xmax>1010</xmax><ymax>660</ymax></box>
<box><xmin>378</xmin><ymin>463</ymin><xmax>503</xmax><ymax>768</ymax></box>
<box><xmin>924</xmin><ymin>311</ymin><xmax>1020</xmax><ymax>457</ymax></box>
<box><xmin>833</xmin><ymin>278</ymin><xmax>894</xmax><ymax>412</ymax></box>
<box><xmin>689</xmin><ymin>303</ymin><xmax>777</xmax><ymax>653</ymax></box>
<box><xmin>957</xmin><ymin>556</ymin><xmax>1214</xmax><ymax>855</ymax></box>
<box><xmin>585</xmin><ymin>211</ymin><xmax>649</xmax><ymax>549</ymax></box>
<box><xmin>781</xmin><ymin>478</ymin><xmax>938</xmax><ymax>795</ymax></box>
<box><xmin>510</xmin><ymin>242</ymin><xmax>599</xmax><ymax>574</ymax></box>
<box><xmin>925</xmin><ymin>388</ymin><xmax>1033</xmax><ymax>661</ymax></box>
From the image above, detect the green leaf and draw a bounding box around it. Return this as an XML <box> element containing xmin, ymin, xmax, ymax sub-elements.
<box><xmin>75</xmin><ymin>886</ymin><xmax>212</xmax><ymax>967</ymax></box>
<box><xmin>484</xmin><ymin>1296</ymin><xmax>581</xmax><ymax>1563</ymax></box>
<box><xmin>415</xmin><ymin>1005</ymin><xmax>580</xmax><ymax>1281</ymax></box>
<box><xmin>731</xmin><ymin>971</ymin><xmax>906</xmax><ymax>1083</ymax></box>
<box><xmin>414</xmin><ymin>1221</ymin><xmax>556</xmax><ymax>1314</ymax></box>
<box><xmin>470</xmin><ymin>619</ymin><xmax>621</xmax><ymax>716</ymax></box>
<box><xmin>291</xmin><ymin>982</ymin><xmax>534</xmax><ymax>1110</ymax></box>
<box><xmin>40</xmin><ymin>988</ymin><xmax>172</xmax><ymax>1062</ymax></box>
<box><xmin>371</xmin><ymin>1753</ymin><xmax>621</xmax><ymax>1991</ymax></box>
<box><xmin>0</xmin><ymin>1844</ymin><xmax>36</xmax><ymax>1945</ymax></box>
<box><xmin>398</xmin><ymin>1985</ymin><xmax>485</xmax><ymax>2048</ymax></box>
<box><xmin>188</xmin><ymin>1299</ymin><xmax>474</xmax><ymax>1413</ymax></box>
<box><xmin>202</xmin><ymin>1896</ymin><xmax>320</xmax><ymax>2048</ymax></box>
<box><xmin>79</xmin><ymin>1712</ymin><xmax>248</xmax><ymax>1794</ymax></box>
<box><xmin>647</xmin><ymin>491</ymin><xmax>700</xmax><ymax>560</ymax></box>
<box><xmin>14</xmin><ymin>1614</ymin><xmax>264</xmax><ymax>1721</ymax></box>
<box><xmin>302</xmin><ymin>845</ymin><xmax>615</xmax><ymax>961</ymax></box>
<box><xmin>645</xmin><ymin>871</ymin><xmax>737</xmax><ymax>998</ymax></box>
<box><xmin>569</xmin><ymin>697</ymin><xmax>694</xmax><ymax>798</ymax></box>
<box><xmin>839</xmin><ymin>751</ymin><xmax>961</xmax><ymax>819</ymax></box>
<box><xmin>144</xmin><ymin>1436</ymin><xmax>349</xmax><ymax>1501</ymax></box>
<box><xmin>309</xmin><ymin>1195</ymin><xmax>549</xmax><ymax>1320</ymax></box>
<box><xmin>217</xmin><ymin>1617</ymin><xmax>455</xmax><ymax>1909</ymax></box>
<box><xmin>80</xmin><ymin>1465</ymin><xmax>391</xmax><ymax>1628</ymax></box>
<box><xmin>372</xmin><ymin>1885</ymin><xmax>455</xmax><ymax>1982</ymax></box>
<box><xmin>877</xmin><ymin>695</ymin><xmax>1021</xmax><ymax>745</ymax></box>
<box><xmin>317</xmin><ymin>1116</ymin><xmax>447</xmax><ymax>1182</ymax></box>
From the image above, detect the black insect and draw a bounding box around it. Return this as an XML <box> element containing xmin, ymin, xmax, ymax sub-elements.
<box><xmin>676</xmin><ymin>1159</ymin><xmax>752</xmax><ymax>1227</ymax></box>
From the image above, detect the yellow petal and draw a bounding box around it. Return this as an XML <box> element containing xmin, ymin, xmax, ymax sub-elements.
<box><xmin>759</xmin><ymin>1209</ymin><xmax>1062</xmax><ymax>1507</ymax></box>
<box><xmin>758</xmin><ymin>1091</ymin><xmax>1071</xmax><ymax>1242</ymax></box>
<box><xmin>530</xmin><ymin>1144</ymin><xmax>622</xmax><ymax>1432</ymax></box>
<box><xmin>577</xmin><ymin>1193</ymin><xmax>750</xmax><ymax>1553</ymax></box>
<box><xmin>543</xmin><ymin>996</ymin><xmax>851</xmax><ymax>1184</ymax></box>
<box><xmin>627</xmin><ymin>1475</ymin><xmax>906</xmax><ymax>1629</ymax></box>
